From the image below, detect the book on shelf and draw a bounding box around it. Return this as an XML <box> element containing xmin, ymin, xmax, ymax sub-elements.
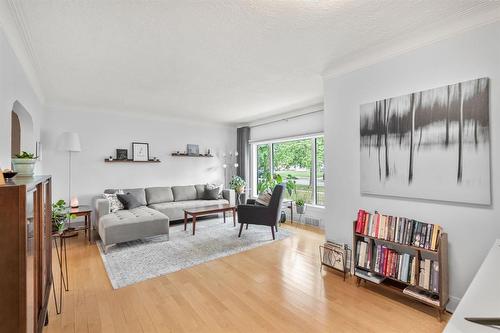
<box><xmin>355</xmin><ymin>209</ymin><xmax>442</xmax><ymax>251</ymax></box>
<box><xmin>403</xmin><ymin>286</ymin><xmax>440</xmax><ymax>306</ymax></box>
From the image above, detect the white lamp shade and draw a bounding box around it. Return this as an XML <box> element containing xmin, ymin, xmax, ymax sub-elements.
<box><xmin>57</xmin><ymin>132</ymin><xmax>81</xmax><ymax>152</ymax></box>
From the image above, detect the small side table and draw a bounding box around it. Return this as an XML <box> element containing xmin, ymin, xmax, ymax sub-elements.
<box><xmin>68</xmin><ymin>205</ymin><xmax>93</xmax><ymax>242</ymax></box>
<box><xmin>282</xmin><ymin>200</ymin><xmax>294</xmax><ymax>224</ymax></box>
<box><xmin>51</xmin><ymin>229</ymin><xmax>78</xmax><ymax>314</ymax></box>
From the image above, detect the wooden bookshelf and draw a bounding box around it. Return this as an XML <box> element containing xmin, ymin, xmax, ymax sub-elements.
<box><xmin>352</xmin><ymin>221</ymin><xmax>449</xmax><ymax>320</ymax></box>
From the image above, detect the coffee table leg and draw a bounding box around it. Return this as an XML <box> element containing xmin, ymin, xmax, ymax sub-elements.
<box><xmin>192</xmin><ymin>215</ymin><xmax>196</xmax><ymax>235</ymax></box>
<box><xmin>184</xmin><ymin>211</ymin><xmax>187</xmax><ymax>231</ymax></box>
<box><xmin>223</xmin><ymin>211</ymin><xmax>226</xmax><ymax>223</ymax></box>
<box><xmin>233</xmin><ymin>209</ymin><xmax>236</xmax><ymax>227</ymax></box>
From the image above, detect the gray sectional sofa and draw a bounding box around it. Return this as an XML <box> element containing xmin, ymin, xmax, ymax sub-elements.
<box><xmin>95</xmin><ymin>185</ymin><xmax>235</xmax><ymax>251</ymax></box>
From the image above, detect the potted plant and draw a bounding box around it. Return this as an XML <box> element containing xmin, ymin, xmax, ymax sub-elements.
<box><xmin>229</xmin><ymin>175</ymin><xmax>246</xmax><ymax>194</ymax></box>
<box><xmin>11</xmin><ymin>151</ymin><xmax>38</xmax><ymax>176</ymax></box>
<box><xmin>52</xmin><ymin>199</ymin><xmax>75</xmax><ymax>233</ymax></box>
<box><xmin>229</xmin><ymin>175</ymin><xmax>247</xmax><ymax>205</ymax></box>
<box><xmin>296</xmin><ymin>198</ymin><xmax>306</xmax><ymax>214</ymax></box>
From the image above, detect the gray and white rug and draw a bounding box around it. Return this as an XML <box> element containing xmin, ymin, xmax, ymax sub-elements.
<box><xmin>97</xmin><ymin>218</ymin><xmax>293</xmax><ymax>289</ymax></box>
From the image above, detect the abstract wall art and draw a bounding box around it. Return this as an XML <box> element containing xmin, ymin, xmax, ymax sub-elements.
<box><xmin>360</xmin><ymin>77</ymin><xmax>490</xmax><ymax>205</ymax></box>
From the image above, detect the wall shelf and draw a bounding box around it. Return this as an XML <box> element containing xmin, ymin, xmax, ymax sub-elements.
<box><xmin>171</xmin><ymin>153</ymin><xmax>214</xmax><ymax>157</ymax></box>
<box><xmin>104</xmin><ymin>159</ymin><xmax>161</xmax><ymax>163</ymax></box>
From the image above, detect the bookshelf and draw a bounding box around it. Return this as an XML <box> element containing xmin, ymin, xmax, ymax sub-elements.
<box><xmin>352</xmin><ymin>220</ymin><xmax>449</xmax><ymax>320</ymax></box>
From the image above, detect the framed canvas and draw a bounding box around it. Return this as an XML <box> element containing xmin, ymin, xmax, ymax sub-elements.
<box><xmin>360</xmin><ymin>77</ymin><xmax>490</xmax><ymax>205</ymax></box>
<box><xmin>132</xmin><ymin>142</ymin><xmax>149</xmax><ymax>161</ymax></box>
<box><xmin>116</xmin><ymin>149</ymin><xmax>128</xmax><ymax>160</ymax></box>
<box><xmin>187</xmin><ymin>144</ymin><xmax>199</xmax><ymax>156</ymax></box>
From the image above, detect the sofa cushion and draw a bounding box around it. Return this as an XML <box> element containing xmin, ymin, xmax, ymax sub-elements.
<box><xmin>146</xmin><ymin>187</ymin><xmax>174</xmax><ymax>204</ymax></box>
<box><xmin>98</xmin><ymin>206</ymin><xmax>169</xmax><ymax>246</ymax></box>
<box><xmin>194</xmin><ymin>184</ymin><xmax>206</xmax><ymax>199</ymax></box>
<box><xmin>117</xmin><ymin>193</ymin><xmax>142</xmax><ymax>210</ymax></box>
<box><xmin>172</xmin><ymin>185</ymin><xmax>197</xmax><ymax>201</ymax></box>
<box><xmin>149</xmin><ymin>198</ymin><xmax>229</xmax><ymax>221</ymax></box>
<box><xmin>104</xmin><ymin>188</ymin><xmax>147</xmax><ymax>206</ymax></box>
<box><xmin>122</xmin><ymin>188</ymin><xmax>147</xmax><ymax>206</ymax></box>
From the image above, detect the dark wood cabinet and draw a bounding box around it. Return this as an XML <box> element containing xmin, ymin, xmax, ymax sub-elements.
<box><xmin>0</xmin><ymin>176</ymin><xmax>52</xmax><ymax>333</ymax></box>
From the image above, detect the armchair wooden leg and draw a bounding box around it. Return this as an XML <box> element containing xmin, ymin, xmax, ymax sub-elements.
<box><xmin>238</xmin><ymin>223</ymin><xmax>244</xmax><ymax>237</ymax></box>
<box><xmin>275</xmin><ymin>225</ymin><xmax>278</xmax><ymax>232</ymax></box>
<box><xmin>246</xmin><ymin>224</ymin><xmax>249</xmax><ymax>230</ymax></box>
<box><xmin>271</xmin><ymin>226</ymin><xmax>275</xmax><ymax>240</ymax></box>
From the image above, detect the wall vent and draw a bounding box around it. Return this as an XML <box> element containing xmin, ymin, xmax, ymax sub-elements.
<box><xmin>304</xmin><ymin>217</ymin><xmax>320</xmax><ymax>226</ymax></box>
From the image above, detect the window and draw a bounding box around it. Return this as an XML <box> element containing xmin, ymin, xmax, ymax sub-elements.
<box><xmin>252</xmin><ymin>135</ymin><xmax>325</xmax><ymax>207</ymax></box>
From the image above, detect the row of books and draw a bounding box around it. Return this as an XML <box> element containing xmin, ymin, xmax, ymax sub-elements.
<box><xmin>356</xmin><ymin>243</ymin><xmax>440</xmax><ymax>293</ymax></box>
<box><xmin>355</xmin><ymin>209</ymin><xmax>442</xmax><ymax>251</ymax></box>
<box><xmin>373</xmin><ymin>245</ymin><xmax>417</xmax><ymax>284</ymax></box>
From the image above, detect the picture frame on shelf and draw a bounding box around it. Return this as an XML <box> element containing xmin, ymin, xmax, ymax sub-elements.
<box><xmin>116</xmin><ymin>149</ymin><xmax>128</xmax><ymax>160</ymax></box>
<box><xmin>187</xmin><ymin>144</ymin><xmax>199</xmax><ymax>156</ymax></box>
<box><xmin>132</xmin><ymin>142</ymin><xmax>149</xmax><ymax>161</ymax></box>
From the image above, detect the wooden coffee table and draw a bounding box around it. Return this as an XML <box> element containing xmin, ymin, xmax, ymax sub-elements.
<box><xmin>184</xmin><ymin>204</ymin><xmax>237</xmax><ymax>235</ymax></box>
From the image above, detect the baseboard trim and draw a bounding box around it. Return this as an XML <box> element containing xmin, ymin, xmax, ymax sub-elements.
<box><xmin>447</xmin><ymin>295</ymin><xmax>461</xmax><ymax>313</ymax></box>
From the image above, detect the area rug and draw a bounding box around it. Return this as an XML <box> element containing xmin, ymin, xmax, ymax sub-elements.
<box><xmin>97</xmin><ymin>218</ymin><xmax>293</xmax><ymax>289</ymax></box>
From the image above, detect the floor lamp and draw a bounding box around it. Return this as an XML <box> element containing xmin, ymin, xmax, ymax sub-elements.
<box><xmin>57</xmin><ymin>132</ymin><xmax>81</xmax><ymax>222</ymax></box>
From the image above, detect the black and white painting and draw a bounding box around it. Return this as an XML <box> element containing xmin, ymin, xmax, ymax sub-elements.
<box><xmin>360</xmin><ymin>78</ymin><xmax>490</xmax><ymax>205</ymax></box>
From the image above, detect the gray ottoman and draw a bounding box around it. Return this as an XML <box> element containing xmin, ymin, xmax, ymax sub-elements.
<box><xmin>98</xmin><ymin>206</ymin><xmax>169</xmax><ymax>252</ymax></box>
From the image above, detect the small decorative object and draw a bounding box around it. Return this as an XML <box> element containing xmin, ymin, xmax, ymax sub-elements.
<box><xmin>11</xmin><ymin>151</ymin><xmax>38</xmax><ymax>176</ymax></box>
<box><xmin>52</xmin><ymin>199</ymin><xmax>75</xmax><ymax>233</ymax></box>
<box><xmin>296</xmin><ymin>198</ymin><xmax>305</xmax><ymax>214</ymax></box>
<box><xmin>70</xmin><ymin>196</ymin><xmax>79</xmax><ymax>208</ymax></box>
<box><xmin>2</xmin><ymin>169</ymin><xmax>17</xmax><ymax>180</ymax></box>
<box><xmin>319</xmin><ymin>241</ymin><xmax>350</xmax><ymax>281</ymax></box>
<box><xmin>132</xmin><ymin>142</ymin><xmax>149</xmax><ymax>161</ymax></box>
<box><xmin>153</xmin><ymin>156</ymin><xmax>158</xmax><ymax>161</ymax></box>
<box><xmin>207</xmin><ymin>148</ymin><xmax>211</xmax><ymax>155</ymax></box>
<box><xmin>116</xmin><ymin>149</ymin><xmax>128</xmax><ymax>160</ymax></box>
<box><xmin>108</xmin><ymin>156</ymin><xmax>113</xmax><ymax>161</ymax></box>
<box><xmin>187</xmin><ymin>144</ymin><xmax>199</xmax><ymax>156</ymax></box>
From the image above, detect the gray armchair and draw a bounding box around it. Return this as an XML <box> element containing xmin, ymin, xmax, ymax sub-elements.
<box><xmin>237</xmin><ymin>184</ymin><xmax>285</xmax><ymax>240</ymax></box>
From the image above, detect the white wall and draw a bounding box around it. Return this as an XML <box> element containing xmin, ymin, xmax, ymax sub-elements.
<box><xmin>42</xmin><ymin>106</ymin><xmax>236</xmax><ymax>206</ymax></box>
<box><xmin>324</xmin><ymin>21</ymin><xmax>500</xmax><ymax>310</ymax></box>
<box><xmin>0</xmin><ymin>27</ymin><xmax>44</xmax><ymax>170</ymax></box>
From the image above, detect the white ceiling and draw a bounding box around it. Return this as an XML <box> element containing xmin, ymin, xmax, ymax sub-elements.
<box><xmin>6</xmin><ymin>0</ymin><xmax>500</xmax><ymax>124</ymax></box>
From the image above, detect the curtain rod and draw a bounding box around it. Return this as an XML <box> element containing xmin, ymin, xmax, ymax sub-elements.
<box><xmin>249</xmin><ymin>109</ymin><xmax>323</xmax><ymax>129</ymax></box>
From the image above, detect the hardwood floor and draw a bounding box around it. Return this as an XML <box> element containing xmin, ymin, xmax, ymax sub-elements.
<box><xmin>44</xmin><ymin>222</ymin><xmax>449</xmax><ymax>333</ymax></box>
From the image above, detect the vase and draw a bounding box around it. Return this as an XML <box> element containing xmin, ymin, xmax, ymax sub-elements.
<box><xmin>297</xmin><ymin>205</ymin><xmax>305</xmax><ymax>214</ymax></box>
<box><xmin>11</xmin><ymin>158</ymin><xmax>37</xmax><ymax>176</ymax></box>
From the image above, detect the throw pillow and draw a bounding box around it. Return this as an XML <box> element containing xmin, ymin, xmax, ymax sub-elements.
<box><xmin>255</xmin><ymin>189</ymin><xmax>272</xmax><ymax>206</ymax></box>
<box><xmin>204</xmin><ymin>184</ymin><xmax>222</xmax><ymax>200</ymax></box>
<box><xmin>103</xmin><ymin>193</ymin><xmax>124</xmax><ymax>212</ymax></box>
<box><xmin>117</xmin><ymin>193</ymin><xmax>142</xmax><ymax>210</ymax></box>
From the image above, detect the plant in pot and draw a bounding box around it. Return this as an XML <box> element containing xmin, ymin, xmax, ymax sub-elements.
<box><xmin>296</xmin><ymin>198</ymin><xmax>306</xmax><ymax>214</ymax></box>
<box><xmin>229</xmin><ymin>175</ymin><xmax>246</xmax><ymax>205</ymax></box>
<box><xmin>52</xmin><ymin>199</ymin><xmax>75</xmax><ymax>233</ymax></box>
<box><xmin>12</xmin><ymin>151</ymin><xmax>38</xmax><ymax>176</ymax></box>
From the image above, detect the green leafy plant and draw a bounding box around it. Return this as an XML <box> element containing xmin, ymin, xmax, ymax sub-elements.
<box><xmin>52</xmin><ymin>199</ymin><xmax>75</xmax><ymax>232</ymax></box>
<box><xmin>229</xmin><ymin>176</ymin><xmax>246</xmax><ymax>193</ymax></box>
<box><xmin>14</xmin><ymin>151</ymin><xmax>37</xmax><ymax>159</ymax></box>
<box><xmin>285</xmin><ymin>174</ymin><xmax>297</xmax><ymax>198</ymax></box>
<box><xmin>257</xmin><ymin>172</ymin><xmax>283</xmax><ymax>193</ymax></box>
<box><xmin>295</xmin><ymin>198</ymin><xmax>305</xmax><ymax>207</ymax></box>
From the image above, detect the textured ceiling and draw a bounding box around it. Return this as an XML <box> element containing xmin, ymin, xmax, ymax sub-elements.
<box><xmin>8</xmin><ymin>0</ymin><xmax>500</xmax><ymax>123</ymax></box>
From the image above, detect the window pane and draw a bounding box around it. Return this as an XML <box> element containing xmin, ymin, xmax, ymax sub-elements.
<box><xmin>256</xmin><ymin>144</ymin><xmax>270</xmax><ymax>193</ymax></box>
<box><xmin>273</xmin><ymin>139</ymin><xmax>313</xmax><ymax>204</ymax></box>
<box><xmin>316</xmin><ymin>137</ymin><xmax>325</xmax><ymax>206</ymax></box>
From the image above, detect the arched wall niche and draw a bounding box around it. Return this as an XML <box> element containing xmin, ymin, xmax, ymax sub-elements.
<box><xmin>11</xmin><ymin>100</ymin><xmax>35</xmax><ymax>156</ymax></box>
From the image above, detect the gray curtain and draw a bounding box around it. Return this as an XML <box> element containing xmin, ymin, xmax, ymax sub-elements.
<box><xmin>236</xmin><ymin>126</ymin><xmax>250</xmax><ymax>190</ymax></box>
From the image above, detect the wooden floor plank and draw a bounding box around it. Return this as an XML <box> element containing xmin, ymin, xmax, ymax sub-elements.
<box><xmin>44</xmin><ymin>223</ymin><xmax>449</xmax><ymax>333</ymax></box>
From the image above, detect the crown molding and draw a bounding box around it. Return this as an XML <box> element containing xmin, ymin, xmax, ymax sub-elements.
<box><xmin>1</xmin><ymin>0</ymin><xmax>45</xmax><ymax>103</ymax></box>
<box><xmin>322</xmin><ymin>8</ymin><xmax>500</xmax><ymax>80</ymax></box>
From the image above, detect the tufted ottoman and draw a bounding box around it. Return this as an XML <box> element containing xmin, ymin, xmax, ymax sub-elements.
<box><xmin>98</xmin><ymin>206</ymin><xmax>169</xmax><ymax>252</ymax></box>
